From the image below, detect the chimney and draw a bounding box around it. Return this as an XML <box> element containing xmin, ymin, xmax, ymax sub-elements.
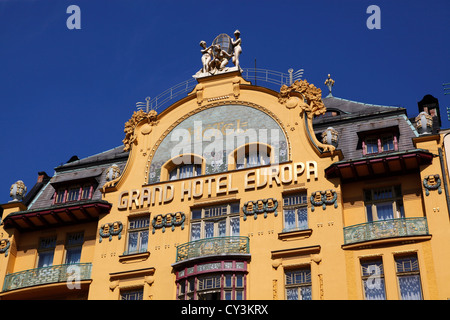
<box><xmin>417</xmin><ymin>94</ymin><xmax>441</xmax><ymax>134</ymax></box>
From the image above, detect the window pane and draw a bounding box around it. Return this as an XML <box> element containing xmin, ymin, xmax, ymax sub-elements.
<box><xmin>38</xmin><ymin>251</ymin><xmax>54</xmax><ymax>268</ymax></box>
<box><xmin>230</xmin><ymin>217</ymin><xmax>240</xmax><ymax>236</ymax></box>
<box><xmin>67</xmin><ymin>188</ymin><xmax>79</xmax><ymax>202</ymax></box>
<box><xmin>366</xmin><ymin>205</ymin><xmax>373</xmax><ymax>222</ymax></box>
<box><xmin>366</xmin><ymin>138</ymin><xmax>378</xmax><ymax>154</ymax></box>
<box><xmin>218</xmin><ymin>220</ymin><xmax>226</xmax><ymax>237</ymax></box>
<box><xmin>65</xmin><ymin>247</ymin><xmax>82</xmax><ymax>264</ymax></box>
<box><xmin>204</xmin><ymin>221</ymin><xmax>214</xmax><ymax>238</ymax></box>
<box><xmin>169</xmin><ymin>168</ymin><xmax>178</xmax><ymax>180</ymax></box>
<box><xmin>382</xmin><ymin>136</ymin><xmax>394</xmax><ymax>151</ymax></box>
<box><xmin>121</xmin><ymin>289</ymin><xmax>143</xmax><ymax>300</ymax></box>
<box><xmin>81</xmin><ymin>186</ymin><xmax>91</xmax><ymax>199</ymax></box>
<box><xmin>398</xmin><ymin>275</ymin><xmax>422</xmax><ymax>300</ymax></box>
<box><xmin>375</xmin><ymin>202</ymin><xmax>394</xmax><ymax>220</ymax></box>
<box><xmin>284</xmin><ymin>209</ymin><xmax>296</xmax><ymax>231</ymax></box>
<box><xmin>191</xmin><ymin>223</ymin><xmax>201</xmax><ymax>241</ymax></box>
<box><xmin>140</xmin><ymin>230</ymin><xmax>149</xmax><ymax>252</ymax></box>
<box><xmin>297</xmin><ymin>207</ymin><xmax>308</xmax><ymax>229</ymax></box>
<box><xmin>127</xmin><ymin>232</ymin><xmax>139</xmax><ymax>253</ymax></box>
<box><xmin>301</xmin><ymin>286</ymin><xmax>312</xmax><ymax>300</ymax></box>
<box><xmin>286</xmin><ymin>288</ymin><xmax>299</xmax><ymax>300</ymax></box>
<box><xmin>363</xmin><ymin>278</ymin><xmax>386</xmax><ymax>300</ymax></box>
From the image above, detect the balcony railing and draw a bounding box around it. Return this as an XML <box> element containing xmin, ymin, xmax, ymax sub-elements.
<box><xmin>343</xmin><ymin>217</ymin><xmax>429</xmax><ymax>245</ymax></box>
<box><xmin>2</xmin><ymin>263</ymin><xmax>92</xmax><ymax>292</ymax></box>
<box><xmin>176</xmin><ymin>236</ymin><xmax>250</xmax><ymax>262</ymax></box>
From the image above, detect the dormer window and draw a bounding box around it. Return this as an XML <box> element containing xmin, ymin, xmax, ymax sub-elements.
<box><xmin>358</xmin><ymin>127</ymin><xmax>399</xmax><ymax>156</ymax></box>
<box><xmin>53</xmin><ymin>184</ymin><xmax>94</xmax><ymax>205</ymax></box>
<box><xmin>363</xmin><ymin>134</ymin><xmax>397</xmax><ymax>155</ymax></box>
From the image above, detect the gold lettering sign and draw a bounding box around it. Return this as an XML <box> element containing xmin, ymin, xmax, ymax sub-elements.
<box><xmin>117</xmin><ymin>161</ymin><xmax>319</xmax><ymax>209</ymax></box>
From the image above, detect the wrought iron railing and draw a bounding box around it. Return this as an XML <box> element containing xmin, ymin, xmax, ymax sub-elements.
<box><xmin>343</xmin><ymin>217</ymin><xmax>429</xmax><ymax>245</ymax></box>
<box><xmin>136</xmin><ymin>68</ymin><xmax>304</xmax><ymax>113</ymax></box>
<box><xmin>176</xmin><ymin>236</ymin><xmax>250</xmax><ymax>262</ymax></box>
<box><xmin>2</xmin><ymin>263</ymin><xmax>92</xmax><ymax>292</ymax></box>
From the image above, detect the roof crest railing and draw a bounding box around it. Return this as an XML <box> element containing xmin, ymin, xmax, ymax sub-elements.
<box><xmin>136</xmin><ymin>67</ymin><xmax>304</xmax><ymax>113</ymax></box>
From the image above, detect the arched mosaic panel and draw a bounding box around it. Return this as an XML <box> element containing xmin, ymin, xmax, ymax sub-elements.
<box><xmin>148</xmin><ymin>103</ymin><xmax>289</xmax><ymax>184</ymax></box>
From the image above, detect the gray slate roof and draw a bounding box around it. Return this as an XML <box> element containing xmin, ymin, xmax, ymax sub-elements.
<box><xmin>314</xmin><ymin>96</ymin><xmax>418</xmax><ymax>160</ymax></box>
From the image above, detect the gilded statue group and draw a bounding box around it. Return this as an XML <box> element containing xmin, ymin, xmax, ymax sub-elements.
<box><xmin>198</xmin><ymin>30</ymin><xmax>242</xmax><ymax>76</ymax></box>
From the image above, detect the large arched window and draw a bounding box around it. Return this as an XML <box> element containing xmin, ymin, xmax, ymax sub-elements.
<box><xmin>229</xmin><ymin>143</ymin><xmax>272</xmax><ymax>170</ymax></box>
<box><xmin>161</xmin><ymin>154</ymin><xmax>204</xmax><ymax>181</ymax></box>
<box><xmin>169</xmin><ymin>164</ymin><xmax>201</xmax><ymax>180</ymax></box>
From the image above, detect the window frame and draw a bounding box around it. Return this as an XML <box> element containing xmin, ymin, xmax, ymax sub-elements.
<box><xmin>360</xmin><ymin>258</ymin><xmax>386</xmax><ymax>300</ymax></box>
<box><xmin>395</xmin><ymin>254</ymin><xmax>423</xmax><ymax>300</ymax></box>
<box><xmin>364</xmin><ymin>185</ymin><xmax>405</xmax><ymax>222</ymax></box>
<box><xmin>190</xmin><ymin>203</ymin><xmax>240</xmax><ymax>241</ymax></box>
<box><xmin>284</xmin><ymin>266</ymin><xmax>312</xmax><ymax>300</ymax></box>
<box><xmin>229</xmin><ymin>143</ymin><xmax>272</xmax><ymax>170</ymax></box>
<box><xmin>64</xmin><ymin>231</ymin><xmax>84</xmax><ymax>264</ymax></box>
<box><xmin>36</xmin><ymin>236</ymin><xmax>57</xmax><ymax>268</ymax></box>
<box><xmin>125</xmin><ymin>215</ymin><xmax>150</xmax><ymax>255</ymax></box>
<box><xmin>282</xmin><ymin>192</ymin><xmax>308</xmax><ymax>232</ymax></box>
<box><xmin>362</xmin><ymin>133</ymin><xmax>398</xmax><ymax>155</ymax></box>
<box><xmin>53</xmin><ymin>184</ymin><xmax>94</xmax><ymax>205</ymax></box>
<box><xmin>120</xmin><ymin>287</ymin><xmax>144</xmax><ymax>300</ymax></box>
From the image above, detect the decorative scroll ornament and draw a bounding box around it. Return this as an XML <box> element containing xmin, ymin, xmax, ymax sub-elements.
<box><xmin>278</xmin><ymin>79</ymin><xmax>326</xmax><ymax>119</ymax></box>
<box><xmin>99</xmin><ymin>221</ymin><xmax>123</xmax><ymax>242</ymax></box>
<box><xmin>423</xmin><ymin>174</ymin><xmax>442</xmax><ymax>196</ymax></box>
<box><xmin>123</xmin><ymin>109</ymin><xmax>159</xmax><ymax>152</ymax></box>
<box><xmin>152</xmin><ymin>212</ymin><xmax>185</xmax><ymax>233</ymax></box>
<box><xmin>242</xmin><ymin>198</ymin><xmax>278</xmax><ymax>220</ymax></box>
<box><xmin>9</xmin><ymin>180</ymin><xmax>27</xmax><ymax>202</ymax></box>
<box><xmin>310</xmin><ymin>190</ymin><xmax>338</xmax><ymax>211</ymax></box>
<box><xmin>0</xmin><ymin>239</ymin><xmax>10</xmax><ymax>257</ymax></box>
<box><xmin>278</xmin><ymin>79</ymin><xmax>336</xmax><ymax>153</ymax></box>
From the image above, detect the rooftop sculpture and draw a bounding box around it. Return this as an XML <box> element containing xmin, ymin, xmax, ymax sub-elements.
<box><xmin>194</xmin><ymin>30</ymin><xmax>242</xmax><ymax>78</ymax></box>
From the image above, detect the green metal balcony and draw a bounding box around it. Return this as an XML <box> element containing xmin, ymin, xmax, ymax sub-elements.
<box><xmin>343</xmin><ymin>217</ymin><xmax>429</xmax><ymax>245</ymax></box>
<box><xmin>2</xmin><ymin>263</ymin><xmax>92</xmax><ymax>292</ymax></box>
<box><xmin>176</xmin><ymin>236</ymin><xmax>250</xmax><ymax>262</ymax></box>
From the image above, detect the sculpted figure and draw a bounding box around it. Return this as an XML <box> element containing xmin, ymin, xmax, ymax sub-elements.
<box><xmin>212</xmin><ymin>44</ymin><xmax>232</xmax><ymax>71</ymax></box>
<box><xmin>231</xmin><ymin>30</ymin><xmax>242</xmax><ymax>69</ymax></box>
<box><xmin>199</xmin><ymin>40</ymin><xmax>213</xmax><ymax>73</ymax></box>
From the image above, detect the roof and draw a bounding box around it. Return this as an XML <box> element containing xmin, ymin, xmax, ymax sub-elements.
<box><xmin>314</xmin><ymin>96</ymin><xmax>418</xmax><ymax>160</ymax></box>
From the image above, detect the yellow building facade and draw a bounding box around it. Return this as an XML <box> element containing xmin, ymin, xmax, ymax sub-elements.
<box><xmin>1</xmin><ymin>63</ymin><xmax>449</xmax><ymax>300</ymax></box>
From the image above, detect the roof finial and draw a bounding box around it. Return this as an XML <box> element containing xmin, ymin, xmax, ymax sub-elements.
<box><xmin>324</xmin><ymin>74</ymin><xmax>335</xmax><ymax>97</ymax></box>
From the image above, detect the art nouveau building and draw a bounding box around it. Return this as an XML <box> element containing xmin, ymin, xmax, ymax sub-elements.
<box><xmin>1</xmin><ymin>56</ymin><xmax>449</xmax><ymax>300</ymax></box>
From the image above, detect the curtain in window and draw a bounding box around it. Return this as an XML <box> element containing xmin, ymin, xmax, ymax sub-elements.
<box><xmin>301</xmin><ymin>286</ymin><xmax>312</xmax><ymax>300</ymax></box>
<box><xmin>363</xmin><ymin>278</ymin><xmax>386</xmax><ymax>300</ymax></box>
<box><xmin>140</xmin><ymin>230</ymin><xmax>149</xmax><ymax>252</ymax></box>
<box><xmin>284</xmin><ymin>209</ymin><xmax>296</xmax><ymax>231</ymax></box>
<box><xmin>230</xmin><ymin>217</ymin><xmax>240</xmax><ymax>236</ymax></box>
<box><xmin>65</xmin><ymin>248</ymin><xmax>82</xmax><ymax>264</ymax></box>
<box><xmin>218</xmin><ymin>220</ymin><xmax>226</xmax><ymax>236</ymax></box>
<box><xmin>127</xmin><ymin>232</ymin><xmax>139</xmax><ymax>253</ymax></box>
<box><xmin>38</xmin><ymin>251</ymin><xmax>54</xmax><ymax>268</ymax></box>
<box><xmin>398</xmin><ymin>275</ymin><xmax>422</xmax><ymax>300</ymax></box>
<box><xmin>297</xmin><ymin>207</ymin><xmax>308</xmax><ymax>229</ymax></box>
<box><xmin>286</xmin><ymin>288</ymin><xmax>298</xmax><ymax>300</ymax></box>
<box><xmin>375</xmin><ymin>203</ymin><xmax>394</xmax><ymax>220</ymax></box>
<box><xmin>191</xmin><ymin>223</ymin><xmax>201</xmax><ymax>241</ymax></box>
<box><xmin>204</xmin><ymin>221</ymin><xmax>214</xmax><ymax>238</ymax></box>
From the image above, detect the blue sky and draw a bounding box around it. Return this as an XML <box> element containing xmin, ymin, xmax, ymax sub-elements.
<box><xmin>0</xmin><ymin>0</ymin><xmax>449</xmax><ymax>204</ymax></box>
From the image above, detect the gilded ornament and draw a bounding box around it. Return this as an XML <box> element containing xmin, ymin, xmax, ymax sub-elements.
<box><xmin>123</xmin><ymin>109</ymin><xmax>159</xmax><ymax>152</ymax></box>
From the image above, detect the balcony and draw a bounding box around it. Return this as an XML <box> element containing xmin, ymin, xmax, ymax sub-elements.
<box><xmin>175</xmin><ymin>236</ymin><xmax>250</xmax><ymax>263</ymax></box>
<box><xmin>343</xmin><ymin>217</ymin><xmax>429</xmax><ymax>246</ymax></box>
<box><xmin>2</xmin><ymin>263</ymin><xmax>92</xmax><ymax>292</ymax></box>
